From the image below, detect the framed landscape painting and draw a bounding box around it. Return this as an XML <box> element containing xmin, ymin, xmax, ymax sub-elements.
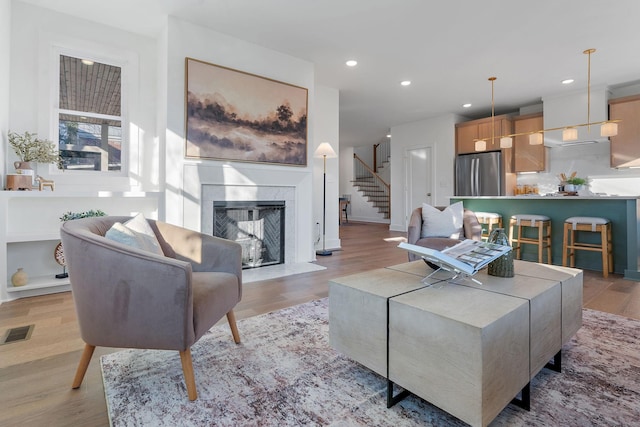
<box><xmin>185</xmin><ymin>57</ymin><xmax>308</xmax><ymax>166</ymax></box>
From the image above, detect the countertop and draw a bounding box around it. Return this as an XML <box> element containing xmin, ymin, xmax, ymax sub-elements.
<box><xmin>451</xmin><ymin>195</ymin><xmax>640</xmax><ymax>200</ymax></box>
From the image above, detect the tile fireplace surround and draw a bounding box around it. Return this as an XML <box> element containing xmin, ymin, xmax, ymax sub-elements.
<box><xmin>202</xmin><ymin>184</ymin><xmax>296</xmax><ymax>265</ymax></box>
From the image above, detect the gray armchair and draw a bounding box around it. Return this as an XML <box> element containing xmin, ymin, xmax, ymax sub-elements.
<box><xmin>407</xmin><ymin>206</ymin><xmax>482</xmax><ymax>261</ymax></box>
<box><xmin>60</xmin><ymin>216</ymin><xmax>242</xmax><ymax>401</ymax></box>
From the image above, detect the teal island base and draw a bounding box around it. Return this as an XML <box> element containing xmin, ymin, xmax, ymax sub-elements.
<box><xmin>450</xmin><ymin>196</ymin><xmax>640</xmax><ymax>281</ymax></box>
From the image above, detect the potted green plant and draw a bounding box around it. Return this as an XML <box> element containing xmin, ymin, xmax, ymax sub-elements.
<box><xmin>8</xmin><ymin>131</ymin><xmax>62</xmax><ymax>171</ymax></box>
<box><xmin>565</xmin><ymin>177</ymin><xmax>587</xmax><ymax>186</ymax></box>
<box><xmin>564</xmin><ymin>176</ymin><xmax>587</xmax><ymax>192</ymax></box>
<box><xmin>59</xmin><ymin>210</ymin><xmax>107</xmax><ymax>222</ymax></box>
<box><xmin>55</xmin><ymin>210</ymin><xmax>107</xmax><ymax>278</ymax></box>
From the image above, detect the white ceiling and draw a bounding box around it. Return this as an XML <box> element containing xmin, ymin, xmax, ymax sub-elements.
<box><xmin>20</xmin><ymin>0</ymin><xmax>640</xmax><ymax>147</ymax></box>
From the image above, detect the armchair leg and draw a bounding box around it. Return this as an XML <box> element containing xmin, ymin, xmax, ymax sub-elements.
<box><xmin>72</xmin><ymin>344</ymin><xmax>96</xmax><ymax>389</ymax></box>
<box><xmin>227</xmin><ymin>310</ymin><xmax>241</xmax><ymax>344</ymax></box>
<box><xmin>179</xmin><ymin>349</ymin><xmax>198</xmax><ymax>401</ymax></box>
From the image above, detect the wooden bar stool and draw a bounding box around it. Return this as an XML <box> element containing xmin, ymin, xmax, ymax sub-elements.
<box><xmin>474</xmin><ymin>212</ymin><xmax>503</xmax><ymax>241</ymax></box>
<box><xmin>509</xmin><ymin>214</ymin><xmax>552</xmax><ymax>264</ymax></box>
<box><xmin>562</xmin><ymin>217</ymin><xmax>613</xmax><ymax>278</ymax></box>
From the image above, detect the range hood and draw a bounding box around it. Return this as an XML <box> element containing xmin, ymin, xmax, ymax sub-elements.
<box><xmin>542</xmin><ymin>86</ymin><xmax>610</xmax><ymax>147</ymax></box>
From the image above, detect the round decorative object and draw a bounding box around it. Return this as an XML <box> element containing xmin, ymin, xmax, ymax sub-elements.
<box><xmin>487</xmin><ymin>228</ymin><xmax>514</xmax><ymax>278</ymax></box>
<box><xmin>11</xmin><ymin>268</ymin><xmax>29</xmax><ymax>287</ymax></box>
<box><xmin>54</xmin><ymin>242</ymin><xmax>66</xmax><ymax>267</ymax></box>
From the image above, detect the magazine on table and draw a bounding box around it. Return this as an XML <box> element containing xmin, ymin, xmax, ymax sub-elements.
<box><xmin>398</xmin><ymin>239</ymin><xmax>512</xmax><ymax>276</ymax></box>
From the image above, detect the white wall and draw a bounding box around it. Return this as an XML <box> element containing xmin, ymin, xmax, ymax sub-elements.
<box><xmin>7</xmin><ymin>1</ymin><xmax>159</xmax><ymax>192</ymax></box>
<box><xmin>162</xmin><ymin>16</ymin><xmax>334</xmax><ymax>262</ymax></box>
<box><xmin>339</xmin><ymin>146</ymin><xmax>353</xmax><ymax>201</ymax></box>
<box><xmin>389</xmin><ymin>114</ymin><xmax>459</xmax><ymax>231</ymax></box>
<box><xmin>354</xmin><ymin>144</ymin><xmax>373</xmax><ymax>167</ymax></box>
<box><xmin>0</xmin><ymin>0</ymin><xmax>10</xmax><ymax>189</ymax></box>
<box><xmin>313</xmin><ymin>86</ymin><xmax>340</xmax><ymax>250</ymax></box>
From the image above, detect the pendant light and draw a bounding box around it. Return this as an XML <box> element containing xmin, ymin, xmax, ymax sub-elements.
<box><xmin>471</xmin><ymin>49</ymin><xmax>620</xmax><ymax>148</ymax></box>
<box><xmin>529</xmin><ymin>132</ymin><xmax>543</xmax><ymax>145</ymax></box>
<box><xmin>549</xmin><ymin>48</ymin><xmax>619</xmax><ymax>144</ymax></box>
<box><xmin>476</xmin><ymin>77</ymin><xmax>512</xmax><ymax>151</ymax></box>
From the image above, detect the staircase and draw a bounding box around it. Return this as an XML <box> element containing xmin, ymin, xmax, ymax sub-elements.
<box><xmin>352</xmin><ymin>152</ymin><xmax>390</xmax><ymax>219</ymax></box>
<box><xmin>351</xmin><ymin>176</ymin><xmax>390</xmax><ymax>219</ymax></box>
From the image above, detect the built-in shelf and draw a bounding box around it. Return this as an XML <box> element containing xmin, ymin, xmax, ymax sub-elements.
<box><xmin>6</xmin><ymin>275</ymin><xmax>70</xmax><ymax>292</ymax></box>
<box><xmin>5</xmin><ymin>233</ymin><xmax>62</xmax><ymax>243</ymax></box>
<box><xmin>1</xmin><ymin>190</ymin><xmax>161</xmax><ymax>301</ymax></box>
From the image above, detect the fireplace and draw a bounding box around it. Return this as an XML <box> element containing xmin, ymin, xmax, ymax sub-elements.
<box><xmin>213</xmin><ymin>201</ymin><xmax>285</xmax><ymax>269</ymax></box>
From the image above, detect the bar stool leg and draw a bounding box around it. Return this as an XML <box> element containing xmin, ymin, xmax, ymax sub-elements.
<box><xmin>608</xmin><ymin>225</ymin><xmax>613</xmax><ymax>274</ymax></box>
<box><xmin>537</xmin><ymin>223</ymin><xmax>543</xmax><ymax>263</ymax></box>
<box><xmin>601</xmin><ymin>224</ymin><xmax>609</xmax><ymax>278</ymax></box>
<box><xmin>546</xmin><ymin>222</ymin><xmax>552</xmax><ymax>264</ymax></box>
<box><xmin>515</xmin><ymin>224</ymin><xmax>522</xmax><ymax>259</ymax></box>
<box><xmin>569</xmin><ymin>227</ymin><xmax>576</xmax><ymax>268</ymax></box>
<box><xmin>509</xmin><ymin>220</ymin><xmax>516</xmax><ymax>257</ymax></box>
<box><xmin>562</xmin><ymin>223</ymin><xmax>569</xmax><ymax>267</ymax></box>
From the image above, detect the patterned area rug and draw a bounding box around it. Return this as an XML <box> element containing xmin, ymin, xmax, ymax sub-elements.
<box><xmin>101</xmin><ymin>300</ymin><xmax>640</xmax><ymax>426</ymax></box>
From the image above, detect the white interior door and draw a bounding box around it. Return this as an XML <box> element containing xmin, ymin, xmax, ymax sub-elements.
<box><xmin>406</xmin><ymin>146</ymin><xmax>433</xmax><ymax>226</ymax></box>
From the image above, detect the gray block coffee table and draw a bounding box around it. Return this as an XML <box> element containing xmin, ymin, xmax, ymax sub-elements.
<box><xmin>329</xmin><ymin>260</ymin><xmax>583</xmax><ymax>427</ymax></box>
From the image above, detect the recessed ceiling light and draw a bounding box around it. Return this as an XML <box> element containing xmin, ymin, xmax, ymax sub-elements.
<box><xmin>386</xmin><ymin>134</ymin><xmax>391</xmax><ymax>138</ymax></box>
<box><xmin>400</xmin><ymin>80</ymin><xmax>411</xmax><ymax>86</ymax></box>
<box><xmin>346</xmin><ymin>60</ymin><xmax>357</xmax><ymax>67</ymax></box>
<box><xmin>462</xmin><ymin>103</ymin><xmax>472</xmax><ymax>108</ymax></box>
<box><xmin>81</xmin><ymin>59</ymin><xmax>94</xmax><ymax>66</ymax></box>
<box><xmin>562</xmin><ymin>79</ymin><xmax>574</xmax><ymax>85</ymax></box>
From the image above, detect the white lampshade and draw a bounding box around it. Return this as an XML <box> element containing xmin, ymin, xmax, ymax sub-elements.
<box><xmin>475</xmin><ymin>140</ymin><xmax>487</xmax><ymax>151</ymax></box>
<box><xmin>600</xmin><ymin>122</ymin><xmax>618</xmax><ymax>137</ymax></box>
<box><xmin>562</xmin><ymin>128</ymin><xmax>578</xmax><ymax>141</ymax></box>
<box><xmin>529</xmin><ymin>132</ymin><xmax>543</xmax><ymax>145</ymax></box>
<box><xmin>500</xmin><ymin>137</ymin><xmax>512</xmax><ymax>148</ymax></box>
<box><xmin>314</xmin><ymin>142</ymin><xmax>337</xmax><ymax>158</ymax></box>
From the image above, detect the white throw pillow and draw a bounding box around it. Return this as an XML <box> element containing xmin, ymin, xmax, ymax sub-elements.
<box><xmin>105</xmin><ymin>213</ymin><xmax>163</xmax><ymax>255</ymax></box>
<box><xmin>420</xmin><ymin>202</ymin><xmax>464</xmax><ymax>239</ymax></box>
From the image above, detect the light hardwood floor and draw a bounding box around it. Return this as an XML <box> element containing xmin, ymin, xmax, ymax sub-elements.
<box><xmin>1</xmin><ymin>222</ymin><xmax>638</xmax><ymax>426</ymax></box>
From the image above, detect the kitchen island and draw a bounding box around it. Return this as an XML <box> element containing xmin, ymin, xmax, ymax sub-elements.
<box><xmin>450</xmin><ymin>196</ymin><xmax>640</xmax><ymax>281</ymax></box>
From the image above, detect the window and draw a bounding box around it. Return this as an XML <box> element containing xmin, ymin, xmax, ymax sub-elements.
<box><xmin>57</xmin><ymin>54</ymin><xmax>123</xmax><ymax>171</ymax></box>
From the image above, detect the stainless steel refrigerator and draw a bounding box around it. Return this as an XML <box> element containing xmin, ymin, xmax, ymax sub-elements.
<box><xmin>455</xmin><ymin>151</ymin><xmax>503</xmax><ymax>196</ymax></box>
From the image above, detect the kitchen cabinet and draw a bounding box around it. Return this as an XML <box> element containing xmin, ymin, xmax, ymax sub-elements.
<box><xmin>455</xmin><ymin>123</ymin><xmax>478</xmax><ymax>154</ymax></box>
<box><xmin>514</xmin><ymin>113</ymin><xmax>546</xmax><ymax>172</ymax></box>
<box><xmin>455</xmin><ymin>115</ymin><xmax>515</xmax><ymax>194</ymax></box>
<box><xmin>609</xmin><ymin>94</ymin><xmax>640</xmax><ymax>168</ymax></box>
<box><xmin>456</xmin><ymin>115</ymin><xmax>513</xmax><ymax>154</ymax></box>
<box><xmin>1</xmin><ymin>191</ymin><xmax>160</xmax><ymax>302</ymax></box>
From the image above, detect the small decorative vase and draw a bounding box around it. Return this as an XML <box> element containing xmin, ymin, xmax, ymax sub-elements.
<box><xmin>13</xmin><ymin>161</ymin><xmax>35</xmax><ymax>186</ymax></box>
<box><xmin>564</xmin><ymin>184</ymin><xmax>576</xmax><ymax>193</ymax></box>
<box><xmin>11</xmin><ymin>268</ymin><xmax>29</xmax><ymax>287</ymax></box>
<box><xmin>487</xmin><ymin>228</ymin><xmax>514</xmax><ymax>278</ymax></box>
<box><xmin>14</xmin><ymin>161</ymin><xmax>33</xmax><ymax>172</ymax></box>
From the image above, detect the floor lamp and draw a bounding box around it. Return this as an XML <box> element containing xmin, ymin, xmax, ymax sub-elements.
<box><xmin>315</xmin><ymin>142</ymin><xmax>337</xmax><ymax>256</ymax></box>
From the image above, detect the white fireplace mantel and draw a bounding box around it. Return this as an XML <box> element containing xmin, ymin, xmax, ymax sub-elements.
<box><xmin>182</xmin><ymin>163</ymin><xmax>314</xmax><ymax>264</ymax></box>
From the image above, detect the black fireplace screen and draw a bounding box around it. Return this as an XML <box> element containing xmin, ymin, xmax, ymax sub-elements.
<box><xmin>213</xmin><ymin>201</ymin><xmax>285</xmax><ymax>269</ymax></box>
